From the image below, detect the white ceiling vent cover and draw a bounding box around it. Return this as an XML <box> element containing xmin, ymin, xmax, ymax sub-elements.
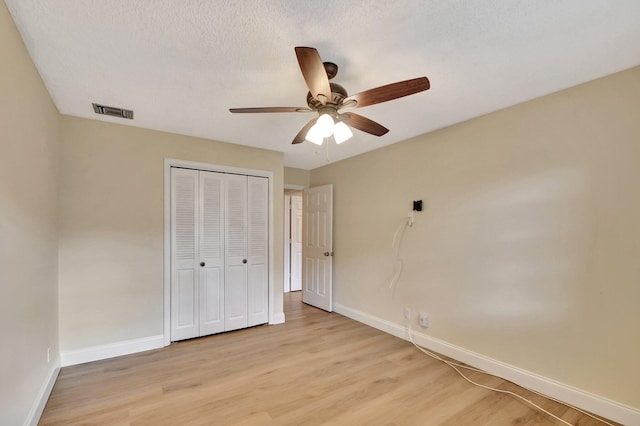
<box><xmin>92</xmin><ymin>103</ymin><xmax>134</xmax><ymax>119</ymax></box>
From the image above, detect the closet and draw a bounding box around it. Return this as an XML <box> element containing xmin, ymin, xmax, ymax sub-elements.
<box><xmin>170</xmin><ymin>167</ymin><xmax>268</xmax><ymax>341</ymax></box>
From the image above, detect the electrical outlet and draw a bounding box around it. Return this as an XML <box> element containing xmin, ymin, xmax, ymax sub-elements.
<box><xmin>404</xmin><ymin>307</ymin><xmax>411</xmax><ymax>320</ymax></box>
<box><xmin>47</xmin><ymin>347</ymin><xmax>51</xmax><ymax>363</ymax></box>
<box><xmin>419</xmin><ymin>313</ymin><xmax>429</xmax><ymax>328</ymax></box>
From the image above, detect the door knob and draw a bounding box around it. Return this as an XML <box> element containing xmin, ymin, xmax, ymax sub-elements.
<box><xmin>242</xmin><ymin>259</ymin><xmax>247</xmax><ymax>264</ymax></box>
<box><xmin>324</xmin><ymin>252</ymin><xmax>330</xmax><ymax>256</ymax></box>
<box><xmin>200</xmin><ymin>262</ymin><xmax>205</xmax><ymax>267</ymax></box>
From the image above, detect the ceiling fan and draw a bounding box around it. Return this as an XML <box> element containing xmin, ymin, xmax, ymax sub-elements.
<box><xmin>230</xmin><ymin>47</ymin><xmax>430</xmax><ymax>145</ymax></box>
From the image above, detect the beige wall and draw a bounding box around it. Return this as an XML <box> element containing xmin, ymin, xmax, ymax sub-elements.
<box><xmin>284</xmin><ymin>166</ymin><xmax>310</xmax><ymax>187</ymax></box>
<box><xmin>0</xmin><ymin>2</ymin><xmax>60</xmax><ymax>424</ymax></box>
<box><xmin>311</xmin><ymin>67</ymin><xmax>640</xmax><ymax>408</ymax></box>
<box><xmin>58</xmin><ymin>116</ymin><xmax>284</xmax><ymax>351</ymax></box>
<box><xmin>3</xmin><ymin>0</ymin><xmax>638</xmax><ymax>415</ymax></box>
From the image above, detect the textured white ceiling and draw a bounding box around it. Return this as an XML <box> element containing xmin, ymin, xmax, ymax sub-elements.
<box><xmin>5</xmin><ymin>0</ymin><xmax>640</xmax><ymax>169</ymax></box>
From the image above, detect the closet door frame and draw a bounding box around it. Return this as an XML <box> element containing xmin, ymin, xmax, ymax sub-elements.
<box><xmin>163</xmin><ymin>158</ymin><xmax>277</xmax><ymax>346</ymax></box>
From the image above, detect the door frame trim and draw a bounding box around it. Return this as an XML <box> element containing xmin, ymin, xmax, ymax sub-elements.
<box><xmin>163</xmin><ymin>158</ymin><xmax>275</xmax><ymax>346</ymax></box>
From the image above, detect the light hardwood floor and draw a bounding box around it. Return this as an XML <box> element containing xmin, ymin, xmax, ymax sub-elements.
<box><xmin>40</xmin><ymin>292</ymin><xmax>615</xmax><ymax>425</ymax></box>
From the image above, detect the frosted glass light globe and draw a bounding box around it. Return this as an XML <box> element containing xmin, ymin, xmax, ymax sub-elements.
<box><xmin>305</xmin><ymin>124</ymin><xmax>324</xmax><ymax>145</ymax></box>
<box><xmin>316</xmin><ymin>114</ymin><xmax>335</xmax><ymax>138</ymax></box>
<box><xmin>333</xmin><ymin>121</ymin><xmax>353</xmax><ymax>144</ymax></box>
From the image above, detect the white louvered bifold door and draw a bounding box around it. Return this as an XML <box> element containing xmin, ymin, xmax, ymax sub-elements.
<box><xmin>247</xmin><ymin>176</ymin><xmax>269</xmax><ymax>326</ymax></box>
<box><xmin>171</xmin><ymin>168</ymin><xmax>200</xmax><ymax>341</ymax></box>
<box><xmin>171</xmin><ymin>168</ymin><xmax>269</xmax><ymax>341</ymax></box>
<box><xmin>224</xmin><ymin>174</ymin><xmax>248</xmax><ymax>331</ymax></box>
<box><xmin>199</xmin><ymin>171</ymin><xmax>225</xmax><ymax>335</ymax></box>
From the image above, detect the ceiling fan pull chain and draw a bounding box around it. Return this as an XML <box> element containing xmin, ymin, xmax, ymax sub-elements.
<box><xmin>325</xmin><ymin>138</ymin><xmax>331</xmax><ymax>162</ymax></box>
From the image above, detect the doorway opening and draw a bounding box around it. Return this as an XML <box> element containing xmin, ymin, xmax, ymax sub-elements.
<box><xmin>284</xmin><ymin>189</ymin><xmax>303</xmax><ymax>293</ymax></box>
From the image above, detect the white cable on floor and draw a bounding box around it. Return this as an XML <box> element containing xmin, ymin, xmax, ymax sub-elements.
<box><xmin>406</xmin><ymin>321</ymin><xmax>614</xmax><ymax>426</ymax></box>
<box><xmin>388</xmin><ymin>210</ymin><xmax>613</xmax><ymax>425</ymax></box>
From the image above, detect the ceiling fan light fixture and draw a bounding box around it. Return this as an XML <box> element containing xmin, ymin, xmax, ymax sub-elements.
<box><xmin>305</xmin><ymin>124</ymin><xmax>324</xmax><ymax>145</ymax></box>
<box><xmin>229</xmin><ymin>47</ymin><xmax>430</xmax><ymax>146</ymax></box>
<box><xmin>333</xmin><ymin>121</ymin><xmax>353</xmax><ymax>144</ymax></box>
<box><xmin>316</xmin><ymin>113</ymin><xmax>334</xmax><ymax>138</ymax></box>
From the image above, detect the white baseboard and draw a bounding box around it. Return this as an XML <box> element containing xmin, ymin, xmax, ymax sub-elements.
<box><xmin>61</xmin><ymin>335</ymin><xmax>164</xmax><ymax>367</ymax></box>
<box><xmin>270</xmin><ymin>312</ymin><xmax>285</xmax><ymax>325</ymax></box>
<box><xmin>333</xmin><ymin>303</ymin><xmax>640</xmax><ymax>426</ymax></box>
<box><xmin>24</xmin><ymin>358</ymin><xmax>60</xmax><ymax>426</ymax></box>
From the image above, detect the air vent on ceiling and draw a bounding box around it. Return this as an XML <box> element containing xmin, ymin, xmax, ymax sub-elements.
<box><xmin>92</xmin><ymin>103</ymin><xmax>134</xmax><ymax>120</ymax></box>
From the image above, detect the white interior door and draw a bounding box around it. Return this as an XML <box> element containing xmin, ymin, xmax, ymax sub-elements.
<box><xmin>171</xmin><ymin>168</ymin><xmax>269</xmax><ymax>340</ymax></box>
<box><xmin>290</xmin><ymin>194</ymin><xmax>303</xmax><ymax>292</ymax></box>
<box><xmin>247</xmin><ymin>176</ymin><xmax>269</xmax><ymax>326</ymax></box>
<box><xmin>170</xmin><ymin>168</ymin><xmax>200</xmax><ymax>341</ymax></box>
<box><xmin>199</xmin><ymin>171</ymin><xmax>225</xmax><ymax>335</ymax></box>
<box><xmin>302</xmin><ymin>184</ymin><xmax>333</xmax><ymax>311</ymax></box>
<box><xmin>225</xmin><ymin>174</ymin><xmax>248</xmax><ymax>331</ymax></box>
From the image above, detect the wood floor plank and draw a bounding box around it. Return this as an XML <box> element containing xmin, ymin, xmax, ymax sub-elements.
<box><xmin>39</xmin><ymin>292</ymin><xmax>617</xmax><ymax>425</ymax></box>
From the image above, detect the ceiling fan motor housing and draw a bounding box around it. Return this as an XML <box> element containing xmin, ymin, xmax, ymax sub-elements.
<box><xmin>306</xmin><ymin>82</ymin><xmax>348</xmax><ymax>110</ymax></box>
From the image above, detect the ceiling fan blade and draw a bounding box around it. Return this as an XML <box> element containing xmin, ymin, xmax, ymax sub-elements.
<box><xmin>341</xmin><ymin>113</ymin><xmax>389</xmax><ymax>136</ymax></box>
<box><xmin>295</xmin><ymin>47</ymin><xmax>332</xmax><ymax>104</ymax></box>
<box><xmin>229</xmin><ymin>107</ymin><xmax>313</xmax><ymax>113</ymax></box>
<box><xmin>292</xmin><ymin>118</ymin><xmax>318</xmax><ymax>144</ymax></box>
<box><xmin>343</xmin><ymin>77</ymin><xmax>430</xmax><ymax>108</ymax></box>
